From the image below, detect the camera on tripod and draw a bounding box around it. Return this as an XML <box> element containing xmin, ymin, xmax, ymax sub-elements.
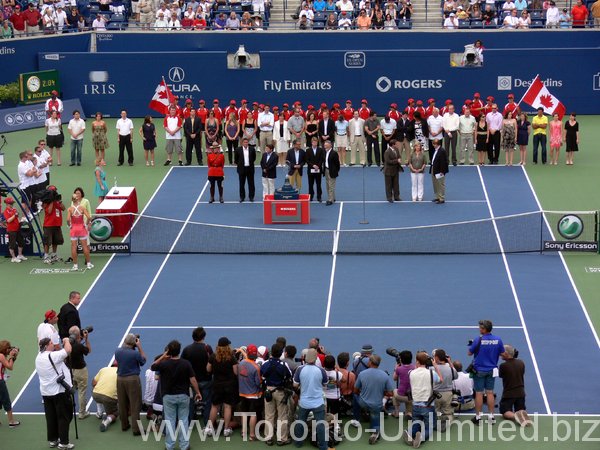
<box><xmin>39</xmin><ymin>185</ymin><xmax>62</xmax><ymax>205</ymax></box>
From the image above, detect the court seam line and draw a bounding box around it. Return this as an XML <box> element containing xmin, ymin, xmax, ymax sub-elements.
<box><xmin>12</xmin><ymin>165</ymin><xmax>176</xmax><ymax>410</ymax></box>
<box><xmin>132</xmin><ymin>325</ymin><xmax>525</xmax><ymax>329</ymax></box>
<box><xmin>477</xmin><ymin>166</ymin><xmax>551</xmax><ymax>415</ymax></box>
<box><xmin>324</xmin><ymin>202</ymin><xmax>343</xmax><ymax>327</ymax></box>
<box><xmin>520</xmin><ymin>166</ymin><xmax>600</xmax><ymax>349</ymax></box>
<box><xmin>196</xmin><ymin>200</ymin><xmax>487</xmax><ymax>204</ymax></box>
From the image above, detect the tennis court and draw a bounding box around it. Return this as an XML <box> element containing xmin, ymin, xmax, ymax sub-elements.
<box><xmin>13</xmin><ymin>164</ymin><xmax>600</xmax><ymax>417</ymax></box>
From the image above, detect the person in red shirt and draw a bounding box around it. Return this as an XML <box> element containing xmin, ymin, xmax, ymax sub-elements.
<box><xmin>342</xmin><ymin>100</ymin><xmax>354</xmax><ymax>121</ymax></box>
<box><xmin>483</xmin><ymin>96</ymin><xmax>495</xmax><ymax>116</ymax></box>
<box><xmin>197</xmin><ymin>99</ymin><xmax>209</xmax><ymax>126</ymax></box>
<box><xmin>3</xmin><ymin>197</ymin><xmax>27</xmax><ymax>263</ymax></box>
<box><xmin>503</xmin><ymin>93</ymin><xmax>520</xmax><ymax>118</ymax></box>
<box><xmin>571</xmin><ymin>0</ymin><xmax>589</xmax><ymax>27</ymax></box>
<box><xmin>182</xmin><ymin>99</ymin><xmax>193</xmax><ymax>119</ymax></box>
<box><xmin>22</xmin><ymin>3</ymin><xmax>41</xmax><ymax>36</ymax></box>
<box><xmin>425</xmin><ymin>98</ymin><xmax>436</xmax><ymax>119</ymax></box>
<box><xmin>293</xmin><ymin>101</ymin><xmax>306</xmax><ymax>118</ymax></box>
<box><xmin>329</xmin><ymin>103</ymin><xmax>341</xmax><ymax>121</ymax></box>
<box><xmin>415</xmin><ymin>100</ymin><xmax>426</xmax><ymax>119</ymax></box>
<box><xmin>251</xmin><ymin>102</ymin><xmax>260</xmax><ymax>121</ymax></box>
<box><xmin>207</xmin><ymin>141</ymin><xmax>225</xmax><ymax>203</ymax></box>
<box><xmin>9</xmin><ymin>5</ymin><xmax>26</xmax><ymax>37</ymax></box>
<box><xmin>358</xmin><ymin>99</ymin><xmax>371</xmax><ymax>120</ymax></box>
<box><xmin>471</xmin><ymin>93</ymin><xmax>484</xmax><ymax>119</ymax></box>
<box><xmin>440</xmin><ymin>99</ymin><xmax>453</xmax><ymax>116</ymax></box>
<box><xmin>387</xmin><ymin>103</ymin><xmax>400</xmax><ymax>121</ymax></box>
<box><xmin>211</xmin><ymin>99</ymin><xmax>223</xmax><ymax>123</ymax></box>
<box><xmin>404</xmin><ymin>98</ymin><xmax>416</xmax><ymax>121</ymax></box>
<box><xmin>462</xmin><ymin>99</ymin><xmax>473</xmax><ymax>115</ymax></box>
<box><xmin>224</xmin><ymin>100</ymin><xmax>239</xmax><ymax>121</ymax></box>
<box><xmin>317</xmin><ymin>103</ymin><xmax>328</xmax><ymax>121</ymax></box>
<box><xmin>42</xmin><ymin>186</ymin><xmax>65</xmax><ymax>263</ymax></box>
<box><xmin>272</xmin><ymin>106</ymin><xmax>279</xmax><ymax>122</ymax></box>
<box><xmin>238</xmin><ymin>99</ymin><xmax>250</xmax><ymax>122</ymax></box>
<box><xmin>281</xmin><ymin>103</ymin><xmax>292</xmax><ymax>120</ymax></box>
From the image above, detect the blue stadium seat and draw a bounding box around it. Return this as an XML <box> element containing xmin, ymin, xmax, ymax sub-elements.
<box><xmin>231</xmin><ymin>4</ymin><xmax>242</xmax><ymax>12</ymax></box>
<box><xmin>397</xmin><ymin>19</ymin><xmax>412</xmax><ymax>29</ymax></box>
<box><xmin>314</xmin><ymin>11</ymin><xmax>325</xmax><ymax>21</ymax></box>
<box><xmin>483</xmin><ymin>21</ymin><xmax>498</xmax><ymax>28</ymax></box>
<box><xmin>458</xmin><ymin>19</ymin><xmax>470</xmax><ymax>28</ymax></box>
<box><xmin>470</xmin><ymin>19</ymin><xmax>483</xmax><ymax>28</ymax></box>
<box><xmin>106</xmin><ymin>22</ymin><xmax>125</xmax><ymax>30</ymax></box>
<box><xmin>339</xmin><ymin>11</ymin><xmax>353</xmax><ymax>20</ymax></box>
<box><xmin>530</xmin><ymin>19</ymin><xmax>544</xmax><ymax>28</ymax></box>
<box><xmin>530</xmin><ymin>10</ymin><xmax>543</xmax><ymax>20</ymax></box>
<box><xmin>313</xmin><ymin>21</ymin><xmax>325</xmax><ymax>29</ymax></box>
<box><xmin>111</xmin><ymin>13</ymin><xmax>125</xmax><ymax>22</ymax></box>
<box><xmin>89</xmin><ymin>5</ymin><xmax>100</xmax><ymax>15</ymax></box>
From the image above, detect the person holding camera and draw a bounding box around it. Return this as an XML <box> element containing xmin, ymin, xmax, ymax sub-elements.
<box><xmin>451</xmin><ymin>360</ymin><xmax>475</xmax><ymax>412</ymax></box>
<box><xmin>402</xmin><ymin>351</ymin><xmax>443</xmax><ymax>448</ymax></box>
<box><xmin>35</xmin><ymin>336</ymin><xmax>74</xmax><ymax>450</ymax></box>
<box><xmin>0</xmin><ymin>341</ymin><xmax>20</xmax><ymax>428</ymax></box>
<box><xmin>499</xmin><ymin>345</ymin><xmax>531</xmax><ymax>427</ymax></box>
<box><xmin>392</xmin><ymin>350</ymin><xmax>414</xmax><ymax>420</ymax></box>
<box><xmin>352</xmin><ymin>344</ymin><xmax>374</xmax><ymax>377</ymax></box>
<box><xmin>58</xmin><ymin>291</ymin><xmax>81</xmax><ymax>340</ymax></box>
<box><xmin>114</xmin><ymin>333</ymin><xmax>147</xmax><ymax>436</ymax></box>
<box><xmin>151</xmin><ymin>340</ymin><xmax>202</xmax><ymax>450</ymax></box>
<box><xmin>432</xmin><ymin>349</ymin><xmax>458</xmax><ymax>432</ymax></box>
<box><xmin>92</xmin><ymin>362</ymin><xmax>118</xmax><ymax>432</ymax></box>
<box><xmin>181</xmin><ymin>326</ymin><xmax>214</xmax><ymax>425</ymax></box>
<box><xmin>42</xmin><ymin>185</ymin><xmax>65</xmax><ymax>264</ymax></box>
<box><xmin>67</xmin><ymin>326</ymin><xmax>91</xmax><ymax>420</ymax></box>
<box><xmin>261</xmin><ymin>343</ymin><xmax>293</xmax><ymax>446</ymax></box>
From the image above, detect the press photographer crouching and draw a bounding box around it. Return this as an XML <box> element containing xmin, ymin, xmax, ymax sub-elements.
<box><xmin>67</xmin><ymin>326</ymin><xmax>92</xmax><ymax>420</ymax></box>
<box><xmin>0</xmin><ymin>341</ymin><xmax>20</xmax><ymax>428</ymax></box>
<box><xmin>35</xmin><ymin>336</ymin><xmax>74</xmax><ymax>450</ymax></box>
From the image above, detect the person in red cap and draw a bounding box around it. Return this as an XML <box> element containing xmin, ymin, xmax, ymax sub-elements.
<box><xmin>237</xmin><ymin>344</ymin><xmax>262</xmax><ymax>442</ymax></box>
<box><xmin>251</xmin><ymin>102</ymin><xmax>260</xmax><ymax>122</ymax></box>
<box><xmin>42</xmin><ymin>185</ymin><xmax>65</xmax><ymax>263</ymax></box>
<box><xmin>317</xmin><ymin>103</ymin><xmax>328</xmax><ymax>121</ymax></box>
<box><xmin>3</xmin><ymin>197</ymin><xmax>27</xmax><ymax>263</ymax></box>
<box><xmin>471</xmin><ymin>93</ymin><xmax>484</xmax><ymax>119</ymax></box>
<box><xmin>282</xmin><ymin>103</ymin><xmax>292</xmax><ymax>121</ymax></box>
<box><xmin>169</xmin><ymin>96</ymin><xmax>184</xmax><ymax>119</ymax></box>
<box><xmin>330</xmin><ymin>103</ymin><xmax>341</xmax><ymax>122</ymax></box>
<box><xmin>415</xmin><ymin>100</ymin><xmax>426</xmax><ymax>119</ymax></box>
<box><xmin>404</xmin><ymin>98</ymin><xmax>416</xmax><ymax>121</ymax></box>
<box><xmin>484</xmin><ymin>96</ymin><xmax>495</xmax><ymax>116</ymax></box>
<box><xmin>388</xmin><ymin>103</ymin><xmax>400</xmax><ymax>122</ymax></box>
<box><xmin>440</xmin><ymin>99</ymin><xmax>452</xmax><ymax>117</ymax></box>
<box><xmin>182</xmin><ymin>99</ymin><xmax>194</xmax><ymax>119</ymax></box>
<box><xmin>425</xmin><ymin>98</ymin><xmax>436</xmax><ymax>119</ymax></box>
<box><xmin>462</xmin><ymin>99</ymin><xmax>473</xmax><ymax>115</ymax></box>
<box><xmin>358</xmin><ymin>99</ymin><xmax>371</xmax><ymax>120</ymax></box>
<box><xmin>502</xmin><ymin>94</ymin><xmax>520</xmax><ymax>118</ymax></box>
<box><xmin>212</xmin><ymin>99</ymin><xmax>223</xmax><ymax>123</ymax></box>
<box><xmin>38</xmin><ymin>310</ymin><xmax>60</xmax><ymax>349</ymax></box>
<box><xmin>197</xmin><ymin>99</ymin><xmax>208</xmax><ymax>124</ymax></box>
<box><xmin>342</xmin><ymin>100</ymin><xmax>354</xmax><ymax>121</ymax></box>
<box><xmin>239</xmin><ymin>100</ymin><xmax>249</xmax><ymax>122</ymax></box>
<box><xmin>9</xmin><ymin>5</ymin><xmax>27</xmax><ymax>37</ymax></box>
<box><xmin>294</xmin><ymin>101</ymin><xmax>306</xmax><ymax>118</ymax></box>
<box><xmin>272</xmin><ymin>106</ymin><xmax>279</xmax><ymax>122</ymax></box>
<box><xmin>224</xmin><ymin>100</ymin><xmax>239</xmax><ymax>121</ymax></box>
<box><xmin>45</xmin><ymin>90</ymin><xmax>63</xmax><ymax>120</ymax></box>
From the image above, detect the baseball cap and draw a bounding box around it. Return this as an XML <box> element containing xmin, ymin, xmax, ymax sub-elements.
<box><xmin>283</xmin><ymin>103</ymin><xmax>289</xmax><ymax>107</ymax></box>
<box><xmin>218</xmin><ymin>336</ymin><xmax>231</xmax><ymax>346</ymax></box>
<box><xmin>345</xmin><ymin>100</ymin><xmax>352</xmax><ymax>104</ymax></box>
<box><xmin>246</xmin><ymin>344</ymin><xmax>258</xmax><ymax>357</ymax></box>
<box><xmin>428</xmin><ymin>98</ymin><xmax>435</xmax><ymax>104</ymax></box>
<box><xmin>294</xmin><ymin>101</ymin><xmax>301</xmax><ymax>106</ymax></box>
<box><xmin>407</xmin><ymin>98</ymin><xmax>414</xmax><ymax>104</ymax></box>
<box><xmin>320</xmin><ymin>103</ymin><xmax>327</xmax><ymax>108</ymax></box>
<box><xmin>487</xmin><ymin>95</ymin><xmax>495</xmax><ymax>101</ymax></box>
<box><xmin>4</xmin><ymin>197</ymin><xmax>14</xmax><ymax>204</ymax></box>
<box><xmin>252</xmin><ymin>101</ymin><xmax>259</xmax><ymax>106</ymax></box>
<box><xmin>259</xmin><ymin>103</ymin><xmax>265</xmax><ymax>109</ymax></box>
<box><xmin>257</xmin><ymin>345</ymin><xmax>268</xmax><ymax>358</ymax></box>
<box><xmin>416</xmin><ymin>100</ymin><xmax>423</xmax><ymax>105</ymax></box>
<box><xmin>507</xmin><ymin>93</ymin><xmax>515</xmax><ymax>99</ymax></box>
<box><xmin>199</xmin><ymin>99</ymin><xmax>205</xmax><ymax>104</ymax></box>
<box><xmin>361</xmin><ymin>344</ymin><xmax>374</xmax><ymax>353</ymax></box>
<box><xmin>445</xmin><ymin>99</ymin><xmax>452</xmax><ymax>105</ymax></box>
<box><xmin>51</xmin><ymin>90</ymin><xmax>58</xmax><ymax>96</ymax></box>
<box><xmin>341</xmin><ymin>11</ymin><xmax>347</xmax><ymax>15</ymax></box>
<box><xmin>15</xmin><ymin>4</ymin><xmax>20</xmax><ymax>8</ymax></box>
<box><xmin>241</xmin><ymin>99</ymin><xmax>247</xmax><ymax>104</ymax></box>
<box><xmin>474</xmin><ymin>92</ymin><xmax>480</xmax><ymax>98</ymax></box>
<box><xmin>213</xmin><ymin>99</ymin><xmax>219</xmax><ymax>104</ymax></box>
<box><xmin>304</xmin><ymin>348</ymin><xmax>318</xmax><ymax>364</ymax></box>
<box><xmin>333</xmin><ymin>103</ymin><xmax>340</xmax><ymax>108</ymax></box>
<box><xmin>185</xmin><ymin>99</ymin><xmax>192</xmax><ymax>104</ymax></box>
<box><xmin>307</xmin><ymin>104</ymin><xmax>314</xmax><ymax>110</ymax></box>
<box><xmin>272</xmin><ymin>106</ymin><xmax>279</xmax><ymax>110</ymax></box>
<box><xmin>361</xmin><ymin>99</ymin><xmax>368</xmax><ymax>104</ymax></box>
<box><xmin>465</xmin><ymin>99</ymin><xmax>472</xmax><ymax>104</ymax></box>
<box><xmin>390</xmin><ymin>103</ymin><xmax>397</xmax><ymax>108</ymax></box>
<box><xmin>45</xmin><ymin>310</ymin><xmax>57</xmax><ymax>320</ymax></box>
<box><xmin>230</xmin><ymin>100</ymin><xmax>236</xmax><ymax>105</ymax></box>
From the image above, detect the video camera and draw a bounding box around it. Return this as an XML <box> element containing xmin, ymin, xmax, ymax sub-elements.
<box><xmin>39</xmin><ymin>186</ymin><xmax>62</xmax><ymax>205</ymax></box>
<box><xmin>386</xmin><ymin>347</ymin><xmax>402</xmax><ymax>364</ymax></box>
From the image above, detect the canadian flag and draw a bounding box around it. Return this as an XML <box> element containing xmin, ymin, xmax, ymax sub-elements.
<box><xmin>149</xmin><ymin>79</ymin><xmax>175</xmax><ymax>115</ymax></box>
<box><xmin>520</xmin><ymin>75</ymin><xmax>566</xmax><ymax>119</ymax></box>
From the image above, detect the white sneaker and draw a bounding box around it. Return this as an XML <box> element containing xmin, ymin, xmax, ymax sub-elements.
<box><xmin>86</xmin><ymin>262</ymin><xmax>94</xmax><ymax>269</ymax></box>
<box><xmin>17</xmin><ymin>255</ymin><xmax>28</xmax><ymax>261</ymax></box>
<box><xmin>51</xmin><ymin>254</ymin><xmax>60</xmax><ymax>262</ymax></box>
<box><xmin>204</xmin><ymin>426</ymin><xmax>213</xmax><ymax>436</ymax></box>
<box><xmin>11</xmin><ymin>257</ymin><xmax>21</xmax><ymax>263</ymax></box>
<box><xmin>57</xmin><ymin>444</ymin><xmax>75</xmax><ymax>450</ymax></box>
<box><xmin>43</xmin><ymin>257</ymin><xmax>52</xmax><ymax>264</ymax></box>
<box><xmin>71</xmin><ymin>264</ymin><xmax>79</xmax><ymax>271</ymax></box>
<box><xmin>146</xmin><ymin>161</ymin><xmax>150</xmax><ymax>166</ymax></box>
<box><xmin>349</xmin><ymin>419</ymin><xmax>360</xmax><ymax>428</ymax></box>
<box><xmin>223</xmin><ymin>428</ymin><xmax>233</xmax><ymax>437</ymax></box>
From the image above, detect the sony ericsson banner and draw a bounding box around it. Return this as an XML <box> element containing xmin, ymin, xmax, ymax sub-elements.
<box><xmin>0</xmin><ymin>99</ymin><xmax>85</xmax><ymax>133</ymax></box>
<box><xmin>38</xmin><ymin>47</ymin><xmax>600</xmax><ymax>117</ymax></box>
<box><xmin>544</xmin><ymin>214</ymin><xmax>599</xmax><ymax>253</ymax></box>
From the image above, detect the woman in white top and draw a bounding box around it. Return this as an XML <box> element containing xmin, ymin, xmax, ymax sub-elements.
<box><xmin>272</xmin><ymin>115</ymin><xmax>290</xmax><ymax>167</ymax></box>
<box><xmin>45</xmin><ymin>110</ymin><xmax>63</xmax><ymax>166</ymax></box>
<box><xmin>517</xmin><ymin>9</ymin><xmax>530</xmax><ymax>28</ymax></box>
<box><xmin>323</xmin><ymin>355</ymin><xmax>343</xmax><ymax>416</ymax></box>
<box><xmin>335</xmin><ymin>116</ymin><xmax>349</xmax><ymax>166</ymax></box>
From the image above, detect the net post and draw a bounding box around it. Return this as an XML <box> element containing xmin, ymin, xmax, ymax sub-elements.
<box><xmin>540</xmin><ymin>210</ymin><xmax>544</xmax><ymax>254</ymax></box>
<box><xmin>128</xmin><ymin>213</ymin><xmax>133</xmax><ymax>256</ymax></box>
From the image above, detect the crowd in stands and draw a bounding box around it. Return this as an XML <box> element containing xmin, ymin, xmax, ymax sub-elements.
<box><xmin>441</xmin><ymin>0</ymin><xmax>599</xmax><ymax>29</ymax></box>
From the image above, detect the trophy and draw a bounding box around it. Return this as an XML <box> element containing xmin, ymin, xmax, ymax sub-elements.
<box><xmin>274</xmin><ymin>161</ymin><xmax>299</xmax><ymax>200</ymax></box>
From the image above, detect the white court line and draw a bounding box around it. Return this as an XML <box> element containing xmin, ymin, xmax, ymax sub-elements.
<box><xmin>132</xmin><ymin>325</ymin><xmax>524</xmax><ymax>330</ymax></box>
<box><xmin>520</xmin><ymin>166</ymin><xmax>600</xmax><ymax>349</ymax></box>
<box><xmin>197</xmin><ymin>200</ymin><xmax>487</xmax><ymax>204</ymax></box>
<box><xmin>324</xmin><ymin>202</ymin><xmax>344</xmax><ymax>328</ymax></box>
<box><xmin>12</xmin><ymin>166</ymin><xmax>175</xmax><ymax>409</ymax></box>
<box><xmin>477</xmin><ymin>166</ymin><xmax>551</xmax><ymax>415</ymax></box>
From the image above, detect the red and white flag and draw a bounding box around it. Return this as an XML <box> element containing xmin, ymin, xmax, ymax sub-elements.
<box><xmin>149</xmin><ymin>79</ymin><xmax>175</xmax><ymax>115</ymax></box>
<box><xmin>520</xmin><ymin>75</ymin><xmax>566</xmax><ymax>119</ymax></box>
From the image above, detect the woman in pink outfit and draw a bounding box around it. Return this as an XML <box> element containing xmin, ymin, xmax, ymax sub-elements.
<box><xmin>67</xmin><ymin>191</ymin><xmax>93</xmax><ymax>271</ymax></box>
<box><xmin>549</xmin><ymin>113</ymin><xmax>563</xmax><ymax>165</ymax></box>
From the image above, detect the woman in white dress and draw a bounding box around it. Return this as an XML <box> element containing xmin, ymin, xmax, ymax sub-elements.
<box><xmin>272</xmin><ymin>115</ymin><xmax>290</xmax><ymax>167</ymax></box>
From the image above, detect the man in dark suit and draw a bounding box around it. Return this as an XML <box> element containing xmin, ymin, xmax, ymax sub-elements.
<box><xmin>305</xmin><ymin>136</ymin><xmax>325</xmax><ymax>202</ymax></box>
<box><xmin>429</xmin><ymin>138</ymin><xmax>449</xmax><ymax>204</ymax></box>
<box><xmin>183</xmin><ymin>108</ymin><xmax>203</xmax><ymax>165</ymax></box>
<box><xmin>318</xmin><ymin>110</ymin><xmax>335</xmax><ymax>146</ymax></box>
<box><xmin>396</xmin><ymin>111</ymin><xmax>412</xmax><ymax>164</ymax></box>
<box><xmin>383</xmin><ymin>139</ymin><xmax>404</xmax><ymax>203</ymax></box>
<box><xmin>234</xmin><ymin>137</ymin><xmax>256</xmax><ymax>202</ymax></box>
<box><xmin>260</xmin><ymin>143</ymin><xmax>278</xmax><ymax>198</ymax></box>
<box><xmin>286</xmin><ymin>139</ymin><xmax>306</xmax><ymax>191</ymax></box>
<box><xmin>57</xmin><ymin>291</ymin><xmax>81</xmax><ymax>339</ymax></box>
<box><xmin>322</xmin><ymin>140</ymin><xmax>340</xmax><ymax>205</ymax></box>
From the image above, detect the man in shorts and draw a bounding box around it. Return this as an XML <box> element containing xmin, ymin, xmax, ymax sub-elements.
<box><xmin>42</xmin><ymin>186</ymin><xmax>65</xmax><ymax>263</ymax></box>
<box><xmin>2</xmin><ymin>197</ymin><xmax>28</xmax><ymax>263</ymax></box>
<box><xmin>468</xmin><ymin>319</ymin><xmax>507</xmax><ymax>425</ymax></box>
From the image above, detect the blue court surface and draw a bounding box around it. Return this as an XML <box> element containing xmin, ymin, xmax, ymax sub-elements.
<box><xmin>14</xmin><ymin>165</ymin><xmax>600</xmax><ymax>416</ymax></box>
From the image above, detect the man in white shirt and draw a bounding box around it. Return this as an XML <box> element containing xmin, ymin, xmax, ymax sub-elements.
<box><xmin>348</xmin><ymin>110</ymin><xmax>366</xmax><ymax>166</ymax></box>
<box><xmin>338</xmin><ymin>11</ymin><xmax>352</xmax><ymax>27</ymax></box>
<box><xmin>35</xmin><ymin>336</ymin><xmax>73</xmax><ymax>449</ymax></box>
<box><xmin>257</xmin><ymin>104</ymin><xmax>275</xmax><ymax>153</ymax></box>
<box><xmin>545</xmin><ymin>0</ymin><xmax>560</xmax><ymax>27</ymax></box>
<box><xmin>54</xmin><ymin>5</ymin><xmax>68</xmax><ymax>31</ymax></box>
<box><xmin>379</xmin><ymin>115</ymin><xmax>397</xmax><ymax>154</ymax></box>
<box><xmin>503</xmin><ymin>9</ymin><xmax>519</xmax><ymax>28</ymax></box>
<box><xmin>37</xmin><ymin>310</ymin><xmax>61</xmax><ymax>350</ymax></box>
<box><xmin>116</xmin><ymin>109</ymin><xmax>134</xmax><ymax>166</ymax></box>
<box><xmin>442</xmin><ymin>104</ymin><xmax>460</xmax><ymax>166</ymax></box>
<box><xmin>336</xmin><ymin>0</ymin><xmax>354</xmax><ymax>11</ymax></box>
<box><xmin>451</xmin><ymin>360</ymin><xmax>475</xmax><ymax>412</ymax></box>
<box><xmin>92</xmin><ymin>13</ymin><xmax>106</xmax><ymax>30</ymax></box>
<box><xmin>458</xmin><ymin>107</ymin><xmax>477</xmax><ymax>165</ymax></box>
<box><xmin>426</xmin><ymin>108</ymin><xmax>444</xmax><ymax>154</ymax></box>
<box><xmin>67</xmin><ymin>110</ymin><xmax>85</xmax><ymax>167</ymax></box>
<box><xmin>163</xmin><ymin>106</ymin><xmax>183</xmax><ymax>166</ymax></box>
<box><xmin>17</xmin><ymin>150</ymin><xmax>41</xmax><ymax>217</ymax></box>
<box><xmin>37</xmin><ymin>139</ymin><xmax>53</xmax><ymax>185</ymax></box>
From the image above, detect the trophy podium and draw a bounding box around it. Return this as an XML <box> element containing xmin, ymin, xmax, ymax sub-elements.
<box><xmin>263</xmin><ymin>167</ymin><xmax>310</xmax><ymax>224</ymax></box>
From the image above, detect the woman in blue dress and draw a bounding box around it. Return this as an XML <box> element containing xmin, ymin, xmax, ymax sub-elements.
<box><xmin>94</xmin><ymin>157</ymin><xmax>109</xmax><ymax>204</ymax></box>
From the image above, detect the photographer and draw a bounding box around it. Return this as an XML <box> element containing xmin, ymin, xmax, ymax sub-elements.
<box><xmin>114</xmin><ymin>333</ymin><xmax>147</xmax><ymax>436</ymax></box>
<box><xmin>42</xmin><ymin>185</ymin><xmax>65</xmax><ymax>264</ymax></box>
<box><xmin>58</xmin><ymin>291</ymin><xmax>81</xmax><ymax>340</ymax></box>
<box><xmin>402</xmin><ymin>352</ymin><xmax>443</xmax><ymax>448</ymax></box>
<box><xmin>92</xmin><ymin>362</ymin><xmax>118</xmax><ymax>432</ymax></box>
<box><xmin>0</xmin><ymin>341</ymin><xmax>20</xmax><ymax>428</ymax></box>
<box><xmin>67</xmin><ymin>326</ymin><xmax>91</xmax><ymax>419</ymax></box>
<box><xmin>451</xmin><ymin>360</ymin><xmax>475</xmax><ymax>412</ymax></box>
<box><xmin>37</xmin><ymin>310</ymin><xmax>60</xmax><ymax>352</ymax></box>
<box><xmin>352</xmin><ymin>344</ymin><xmax>374</xmax><ymax>377</ymax></box>
<box><xmin>499</xmin><ymin>345</ymin><xmax>531</xmax><ymax>427</ymax></box>
<box><xmin>432</xmin><ymin>349</ymin><xmax>458</xmax><ymax>432</ymax></box>
<box><xmin>181</xmin><ymin>326</ymin><xmax>213</xmax><ymax>425</ymax></box>
<box><xmin>392</xmin><ymin>350</ymin><xmax>414</xmax><ymax>420</ymax></box>
<box><xmin>261</xmin><ymin>343</ymin><xmax>293</xmax><ymax>446</ymax></box>
<box><xmin>35</xmin><ymin>336</ymin><xmax>74</xmax><ymax>450</ymax></box>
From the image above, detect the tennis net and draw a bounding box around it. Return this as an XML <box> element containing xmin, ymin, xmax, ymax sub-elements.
<box><xmin>106</xmin><ymin>210</ymin><xmax>598</xmax><ymax>255</ymax></box>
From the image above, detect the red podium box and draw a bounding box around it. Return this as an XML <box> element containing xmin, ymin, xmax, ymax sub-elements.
<box><xmin>95</xmin><ymin>199</ymin><xmax>133</xmax><ymax>237</ymax></box>
<box><xmin>263</xmin><ymin>194</ymin><xmax>311</xmax><ymax>224</ymax></box>
<box><xmin>106</xmin><ymin>186</ymin><xmax>138</xmax><ymax>214</ymax></box>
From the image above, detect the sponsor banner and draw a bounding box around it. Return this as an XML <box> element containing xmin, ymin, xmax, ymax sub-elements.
<box><xmin>1</xmin><ymin>229</ymin><xmax>34</xmax><ymax>255</ymax></box>
<box><xmin>37</xmin><ymin>46</ymin><xmax>600</xmax><ymax>117</ymax></box>
<box><xmin>0</xmin><ymin>98</ymin><xmax>85</xmax><ymax>133</ymax></box>
<box><xmin>89</xmin><ymin>242</ymin><xmax>131</xmax><ymax>254</ymax></box>
<box><xmin>543</xmin><ymin>241</ymin><xmax>598</xmax><ymax>252</ymax></box>
<box><xmin>272</xmin><ymin>201</ymin><xmax>302</xmax><ymax>222</ymax></box>
<box><xmin>584</xmin><ymin>267</ymin><xmax>600</xmax><ymax>273</ymax></box>
<box><xmin>29</xmin><ymin>267</ymin><xmax>79</xmax><ymax>275</ymax></box>
<box><xmin>19</xmin><ymin>69</ymin><xmax>60</xmax><ymax>104</ymax></box>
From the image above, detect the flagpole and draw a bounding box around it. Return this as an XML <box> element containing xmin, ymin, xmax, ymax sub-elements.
<box><xmin>517</xmin><ymin>74</ymin><xmax>539</xmax><ymax>108</ymax></box>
